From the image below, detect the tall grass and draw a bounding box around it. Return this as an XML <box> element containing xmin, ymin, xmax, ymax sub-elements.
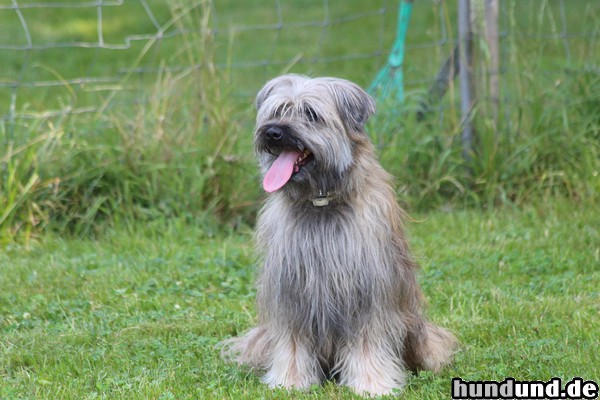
<box><xmin>1</xmin><ymin>1</ymin><xmax>599</xmax><ymax>242</ymax></box>
<box><xmin>376</xmin><ymin>68</ymin><xmax>599</xmax><ymax>210</ymax></box>
<box><xmin>376</xmin><ymin>0</ymin><xmax>600</xmax><ymax>210</ymax></box>
<box><xmin>0</xmin><ymin>1</ymin><xmax>259</xmax><ymax>243</ymax></box>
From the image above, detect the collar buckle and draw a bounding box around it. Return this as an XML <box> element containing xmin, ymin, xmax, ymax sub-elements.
<box><xmin>311</xmin><ymin>190</ymin><xmax>334</xmax><ymax>207</ymax></box>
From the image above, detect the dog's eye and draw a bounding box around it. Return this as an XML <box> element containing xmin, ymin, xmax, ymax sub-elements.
<box><xmin>304</xmin><ymin>106</ymin><xmax>321</xmax><ymax>123</ymax></box>
<box><xmin>274</xmin><ymin>103</ymin><xmax>291</xmax><ymax>118</ymax></box>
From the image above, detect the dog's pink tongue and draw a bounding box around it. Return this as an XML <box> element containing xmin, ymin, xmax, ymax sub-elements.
<box><xmin>263</xmin><ymin>150</ymin><xmax>301</xmax><ymax>193</ymax></box>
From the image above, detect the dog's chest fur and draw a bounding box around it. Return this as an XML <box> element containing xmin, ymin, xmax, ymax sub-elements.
<box><xmin>256</xmin><ymin>192</ymin><xmax>403</xmax><ymax>342</ymax></box>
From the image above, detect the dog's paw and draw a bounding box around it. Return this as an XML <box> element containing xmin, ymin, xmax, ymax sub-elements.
<box><xmin>261</xmin><ymin>369</ymin><xmax>320</xmax><ymax>391</ymax></box>
<box><xmin>345</xmin><ymin>380</ymin><xmax>404</xmax><ymax>398</ymax></box>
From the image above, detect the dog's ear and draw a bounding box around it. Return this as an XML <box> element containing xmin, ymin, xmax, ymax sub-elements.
<box><xmin>255</xmin><ymin>78</ymin><xmax>279</xmax><ymax>111</ymax></box>
<box><xmin>327</xmin><ymin>79</ymin><xmax>376</xmax><ymax>132</ymax></box>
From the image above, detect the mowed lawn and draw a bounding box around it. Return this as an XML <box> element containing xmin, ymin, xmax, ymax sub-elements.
<box><xmin>1</xmin><ymin>200</ymin><xmax>598</xmax><ymax>399</ymax></box>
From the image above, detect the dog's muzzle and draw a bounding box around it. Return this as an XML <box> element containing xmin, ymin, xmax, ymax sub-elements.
<box><xmin>257</xmin><ymin>124</ymin><xmax>314</xmax><ymax>193</ymax></box>
<box><xmin>258</xmin><ymin>123</ymin><xmax>298</xmax><ymax>150</ymax></box>
<box><xmin>264</xmin><ymin>125</ymin><xmax>284</xmax><ymax>141</ymax></box>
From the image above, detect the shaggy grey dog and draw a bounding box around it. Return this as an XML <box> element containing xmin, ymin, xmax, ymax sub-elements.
<box><xmin>223</xmin><ymin>74</ymin><xmax>457</xmax><ymax>396</ymax></box>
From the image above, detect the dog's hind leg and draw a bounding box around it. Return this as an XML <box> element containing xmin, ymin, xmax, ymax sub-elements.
<box><xmin>403</xmin><ymin>319</ymin><xmax>458</xmax><ymax>373</ymax></box>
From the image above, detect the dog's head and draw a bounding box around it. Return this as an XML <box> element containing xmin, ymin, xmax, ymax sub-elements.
<box><xmin>254</xmin><ymin>74</ymin><xmax>376</xmax><ymax>195</ymax></box>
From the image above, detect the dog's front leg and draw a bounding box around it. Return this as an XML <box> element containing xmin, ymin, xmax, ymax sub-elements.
<box><xmin>261</xmin><ymin>330</ymin><xmax>322</xmax><ymax>390</ymax></box>
<box><xmin>335</xmin><ymin>328</ymin><xmax>407</xmax><ymax>397</ymax></box>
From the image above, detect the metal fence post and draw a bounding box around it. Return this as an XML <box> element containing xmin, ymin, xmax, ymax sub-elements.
<box><xmin>458</xmin><ymin>0</ymin><xmax>474</xmax><ymax>163</ymax></box>
<box><xmin>485</xmin><ymin>0</ymin><xmax>500</xmax><ymax>129</ymax></box>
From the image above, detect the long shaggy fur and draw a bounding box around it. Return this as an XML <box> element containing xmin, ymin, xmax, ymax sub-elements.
<box><xmin>222</xmin><ymin>74</ymin><xmax>458</xmax><ymax>396</ymax></box>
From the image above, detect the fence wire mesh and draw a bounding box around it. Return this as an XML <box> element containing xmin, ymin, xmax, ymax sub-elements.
<box><xmin>0</xmin><ymin>0</ymin><xmax>598</xmax><ymax>123</ymax></box>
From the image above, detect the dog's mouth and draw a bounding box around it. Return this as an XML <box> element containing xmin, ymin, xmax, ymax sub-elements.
<box><xmin>263</xmin><ymin>148</ymin><xmax>314</xmax><ymax>193</ymax></box>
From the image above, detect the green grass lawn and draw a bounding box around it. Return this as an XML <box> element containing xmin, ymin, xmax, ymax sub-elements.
<box><xmin>1</xmin><ymin>199</ymin><xmax>598</xmax><ymax>399</ymax></box>
<box><xmin>2</xmin><ymin>1</ymin><xmax>599</xmax><ymax>239</ymax></box>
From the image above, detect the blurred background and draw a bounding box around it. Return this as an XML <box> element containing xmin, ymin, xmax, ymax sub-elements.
<box><xmin>1</xmin><ymin>0</ymin><xmax>599</xmax><ymax>240</ymax></box>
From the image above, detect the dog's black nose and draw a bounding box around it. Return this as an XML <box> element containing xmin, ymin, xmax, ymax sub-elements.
<box><xmin>265</xmin><ymin>126</ymin><xmax>284</xmax><ymax>141</ymax></box>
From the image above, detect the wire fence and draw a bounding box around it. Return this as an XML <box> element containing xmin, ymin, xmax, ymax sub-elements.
<box><xmin>1</xmin><ymin>0</ymin><xmax>599</xmax><ymax>124</ymax></box>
